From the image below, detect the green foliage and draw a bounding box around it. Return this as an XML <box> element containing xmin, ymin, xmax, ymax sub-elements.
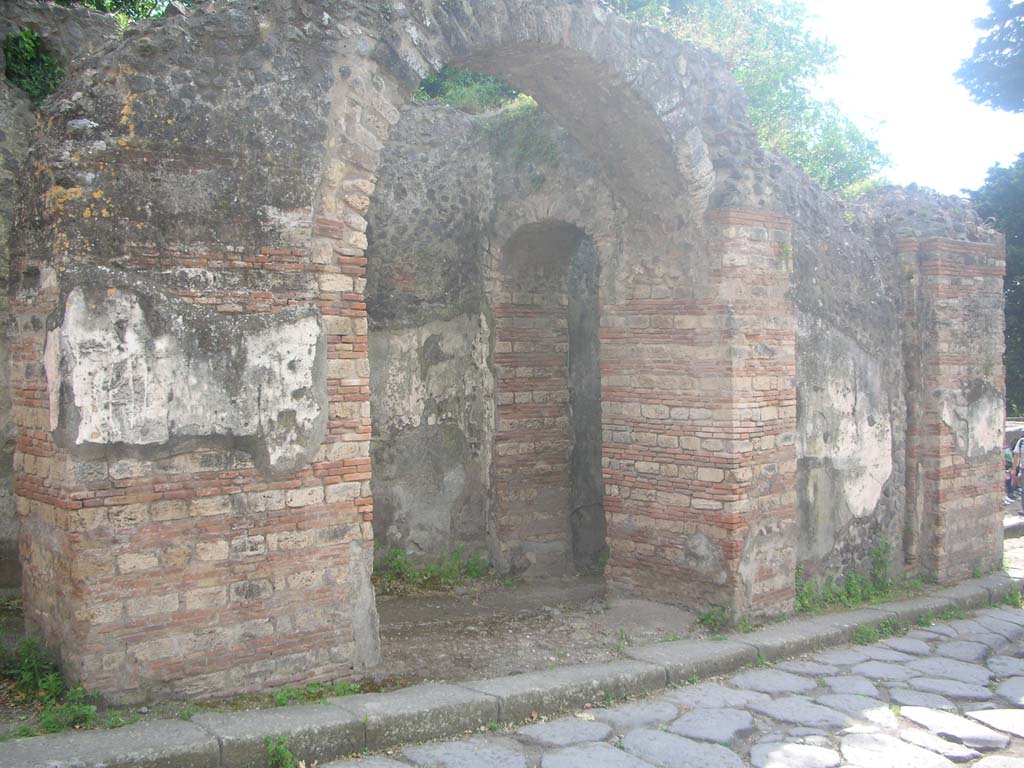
<box><xmin>414</xmin><ymin>66</ymin><xmax>520</xmax><ymax>113</ymax></box>
<box><xmin>753</xmin><ymin>651</ymin><xmax>769</xmax><ymax>667</ymax></box>
<box><xmin>696</xmin><ymin>606</ymin><xmax>728</xmax><ymax>633</ymax></box>
<box><xmin>1005</xmin><ymin>589</ymin><xmax>1024</xmax><ymax>608</ymax></box>
<box><xmin>736</xmin><ymin>616</ymin><xmax>754</xmax><ymax>634</ymax></box>
<box><xmin>939</xmin><ymin>605</ymin><xmax>965</xmax><ymax>621</ymax></box>
<box><xmin>38</xmin><ymin>686</ymin><xmax>97</xmax><ymax>733</ymax></box>
<box><xmin>13</xmin><ymin>639</ymin><xmax>55</xmax><ymax>694</ymax></box>
<box><xmin>273</xmin><ymin>679</ymin><xmax>360</xmax><ymax>707</ymax></box>
<box><xmin>957</xmin><ymin>0</ymin><xmax>1024</xmax><ymax>113</ymax></box>
<box><xmin>618</xmin><ymin>0</ymin><xmax>888</xmax><ymax>192</ymax></box>
<box><xmin>969</xmin><ymin>152</ymin><xmax>1024</xmax><ymax>414</ymax></box>
<box><xmin>877</xmin><ymin>617</ymin><xmax>908</xmax><ymax>638</ymax></box>
<box><xmin>3</xmin><ymin>28</ymin><xmax>64</xmax><ymax>103</ymax></box>
<box><xmin>916</xmin><ymin>610</ymin><xmax>936</xmax><ymax>627</ymax></box>
<box><xmin>179</xmin><ymin>702</ymin><xmax>197</xmax><ymax>721</ymax></box>
<box><xmin>794</xmin><ymin>542</ymin><xmax>917</xmax><ymax>614</ymax></box>
<box><xmin>373</xmin><ymin>546</ymin><xmax>490</xmax><ymax>595</ymax></box>
<box><xmin>851</xmin><ymin>624</ymin><xmax>878</xmax><ymax>644</ymax></box>
<box><xmin>265</xmin><ymin>735</ymin><xmax>297</xmax><ymax>768</ymax></box>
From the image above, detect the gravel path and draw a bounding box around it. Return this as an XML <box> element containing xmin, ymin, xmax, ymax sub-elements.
<box><xmin>325</xmin><ymin>606</ymin><xmax>1024</xmax><ymax>767</ymax></box>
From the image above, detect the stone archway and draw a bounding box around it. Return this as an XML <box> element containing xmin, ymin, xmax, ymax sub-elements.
<box><xmin>11</xmin><ymin>0</ymin><xmax>799</xmax><ymax>702</ymax></box>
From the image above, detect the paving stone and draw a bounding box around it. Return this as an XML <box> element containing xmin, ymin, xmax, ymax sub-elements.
<box><xmin>924</xmin><ymin>624</ymin><xmax>959</xmax><ymax>639</ymax></box>
<box><xmin>972</xmin><ymin>757</ymin><xmax>1024</xmax><ymax>768</ymax></box>
<box><xmin>592</xmin><ymin>700</ymin><xmax>678</xmax><ymax>732</ymax></box>
<box><xmin>815</xmin><ymin>693</ymin><xmax>898</xmax><ymax>728</ymax></box>
<box><xmin>814</xmin><ymin>648</ymin><xmax>871</xmax><ymax>666</ymax></box>
<box><xmin>996</xmin><ymin>676</ymin><xmax>1024</xmax><ymax>705</ymax></box>
<box><xmin>978</xmin><ymin>608</ymin><xmax>1024</xmax><ymax>627</ymax></box>
<box><xmin>898</xmin><ymin>706</ymin><xmax>1010</xmax><ymax>750</ymax></box>
<box><xmin>907</xmin><ymin>657</ymin><xmax>993</xmax><ymax>685</ymax></box>
<box><xmin>777</xmin><ymin>660</ymin><xmax>840</xmax><ymax>675</ymax></box>
<box><xmin>401</xmin><ymin>736</ymin><xmax>528</xmax><ymax>768</ymax></box>
<box><xmin>882</xmin><ymin>637</ymin><xmax>932</xmax><ymax>656</ymax></box>
<box><xmin>859</xmin><ymin>646</ymin><xmax>917</xmax><ymax>663</ymax></box>
<box><xmin>541</xmin><ymin>742</ymin><xmax>656</xmax><ymax>768</ymax></box>
<box><xmin>322</xmin><ymin>760</ymin><xmax>408</xmax><ymax>768</ymax></box>
<box><xmin>908</xmin><ymin>630</ymin><xmax>943</xmax><ymax>641</ymax></box>
<box><xmin>748</xmin><ymin>742</ymin><xmax>842</xmax><ymax>768</ymax></box>
<box><xmin>906</xmin><ymin>677</ymin><xmax>994</xmax><ymax>701</ymax></box>
<box><xmin>888</xmin><ymin>688</ymin><xmax>959</xmax><ymax>711</ymax></box>
<box><xmin>667</xmin><ymin>707</ymin><xmax>753</xmax><ymax>743</ymax></box>
<box><xmin>967</xmin><ymin>708</ymin><xmax>1024</xmax><ymax>738</ymax></box>
<box><xmin>663</xmin><ymin>681</ymin><xmax>769</xmax><ymax>709</ymax></box>
<box><xmin>897</xmin><ymin>728</ymin><xmax>981</xmax><ymax>762</ymax></box>
<box><xmin>851</xmin><ymin>661</ymin><xmax>914</xmax><ymax>681</ymax></box>
<box><xmin>516</xmin><ymin>717</ymin><xmax>612</xmax><ymax>747</ymax></box>
<box><xmin>988</xmin><ymin>656</ymin><xmax>1024</xmax><ymax>678</ymax></box>
<box><xmin>749</xmin><ymin>696</ymin><xmax>852</xmax><ymax>729</ymax></box>
<box><xmin>823</xmin><ymin>675</ymin><xmax>879</xmax><ymax>697</ymax></box>
<box><xmin>729</xmin><ymin>669</ymin><xmax>816</xmax><ymax>694</ymax></box>
<box><xmin>840</xmin><ymin>731</ymin><xmax>956</xmax><ymax>768</ymax></box>
<box><xmin>621</xmin><ymin>729</ymin><xmax>743</xmax><ymax>768</ymax></box>
<box><xmin>974</xmin><ymin>616</ymin><xmax>1024</xmax><ymax>641</ymax></box>
<box><xmin>934</xmin><ymin>640</ymin><xmax>990</xmax><ymax>663</ymax></box>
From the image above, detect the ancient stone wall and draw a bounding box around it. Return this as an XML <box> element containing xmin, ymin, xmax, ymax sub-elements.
<box><xmin>3</xmin><ymin>0</ymin><xmax>1005</xmax><ymax>704</ymax></box>
<box><xmin>0</xmin><ymin>2</ymin><xmax>119</xmax><ymax>590</ymax></box>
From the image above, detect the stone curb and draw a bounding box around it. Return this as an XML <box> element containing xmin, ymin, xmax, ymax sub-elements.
<box><xmin>1</xmin><ymin>574</ymin><xmax>1019</xmax><ymax>768</ymax></box>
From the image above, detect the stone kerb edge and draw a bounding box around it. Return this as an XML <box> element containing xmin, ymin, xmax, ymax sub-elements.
<box><xmin>1</xmin><ymin>576</ymin><xmax>1019</xmax><ymax>768</ymax></box>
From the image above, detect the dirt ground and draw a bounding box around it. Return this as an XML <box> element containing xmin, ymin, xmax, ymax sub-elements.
<box><xmin>372</xmin><ymin>576</ymin><xmax>697</xmax><ymax>686</ymax></box>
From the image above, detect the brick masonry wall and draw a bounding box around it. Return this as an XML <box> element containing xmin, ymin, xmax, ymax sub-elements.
<box><xmin>901</xmin><ymin>236</ymin><xmax>1005</xmax><ymax>581</ymax></box>
<box><xmin>493</xmin><ymin>248</ymin><xmax>573</xmax><ymax>575</ymax></box>
<box><xmin>603</xmin><ymin>209</ymin><xmax>797</xmax><ymax>619</ymax></box>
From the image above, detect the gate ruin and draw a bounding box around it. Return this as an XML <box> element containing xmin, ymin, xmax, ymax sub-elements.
<box><xmin>0</xmin><ymin>0</ymin><xmax>1007</xmax><ymax>703</ymax></box>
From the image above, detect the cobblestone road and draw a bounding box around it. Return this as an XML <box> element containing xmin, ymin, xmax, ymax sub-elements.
<box><xmin>326</xmin><ymin>606</ymin><xmax>1024</xmax><ymax>767</ymax></box>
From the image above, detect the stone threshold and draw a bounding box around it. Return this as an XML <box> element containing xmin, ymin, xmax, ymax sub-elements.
<box><xmin>1</xmin><ymin>572</ymin><xmax>1017</xmax><ymax>768</ymax></box>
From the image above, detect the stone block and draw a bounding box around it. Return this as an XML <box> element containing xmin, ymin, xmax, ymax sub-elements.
<box><xmin>194</xmin><ymin>703</ymin><xmax>365</xmax><ymax>768</ymax></box>
<box><xmin>463</xmin><ymin>661</ymin><xmax>665</xmax><ymax>722</ymax></box>
<box><xmin>332</xmin><ymin>683</ymin><xmax>498</xmax><ymax>750</ymax></box>
<box><xmin>625</xmin><ymin>640</ymin><xmax>754</xmax><ymax>685</ymax></box>
<box><xmin>0</xmin><ymin>719</ymin><xmax>218</xmax><ymax>768</ymax></box>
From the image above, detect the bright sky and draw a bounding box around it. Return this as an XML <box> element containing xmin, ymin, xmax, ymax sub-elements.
<box><xmin>802</xmin><ymin>0</ymin><xmax>1024</xmax><ymax>195</ymax></box>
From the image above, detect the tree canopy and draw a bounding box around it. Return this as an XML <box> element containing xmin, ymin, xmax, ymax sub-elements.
<box><xmin>957</xmin><ymin>0</ymin><xmax>1024</xmax><ymax>113</ymax></box>
<box><xmin>606</xmin><ymin>0</ymin><xmax>889</xmax><ymax>192</ymax></box>
<box><xmin>970</xmin><ymin>153</ymin><xmax>1024</xmax><ymax>412</ymax></box>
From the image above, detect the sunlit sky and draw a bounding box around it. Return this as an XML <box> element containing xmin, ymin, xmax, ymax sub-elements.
<box><xmin>801</xmin><ymin>0</ymin><xmax>1024</xmax><ymax>195</ymax></box>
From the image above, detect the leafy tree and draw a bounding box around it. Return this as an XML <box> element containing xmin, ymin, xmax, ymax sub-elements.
<box><xmin>969</xmin><ymin>153</ymin><xmax>1024</xmax><ymax>413</ymax></box>
<box><xmin>957</xmin><ymin>0</ymin><xmax>1024</xmax><ymax>112</ymax></box>
<box><xmin>3</xmin><ymin>28</ymin><xmax>64</xmax><ymax>102</ymax></box>
<box><xmin>414</xmin><ymin>66</ymin><xmax>519</xmax><ymax>113</ymax></box>
<box><xmin>648</xmin><ymin>0</ymin><xmax>888</xmax><ymax>192</ymax></box>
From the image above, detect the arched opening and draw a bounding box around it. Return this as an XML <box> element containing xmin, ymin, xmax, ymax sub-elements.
<box><xmin>491</xmin><ymin>221</ymin><xmax>605</xmax><ymax>576</ymax></box>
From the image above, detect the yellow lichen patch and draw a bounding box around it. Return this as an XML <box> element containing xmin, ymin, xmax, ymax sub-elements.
<box><xmin>92</xmin><ymin>190</ymin><xmax>104</xmax><ymax>200</ymax></box>
<box><xmin>119</xmin><ymin>92</ymin><xmax>138</xmax><ymax>140</ymax></box>
<box><xmin>101</xmin><ymin>209</ymin><xmax>111</xmax><ymax>218</ymax></box>
<box><xmin>43</xmin><ymin>185</ymin><xmax>83</xmax><ymax>215</ymax></box>
<box><xmin>83</xmin><ymin>207</ymin><xmax>93</xmax><ymax>218</ymax></box>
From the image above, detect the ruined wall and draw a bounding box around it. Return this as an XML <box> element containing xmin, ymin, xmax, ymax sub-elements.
<box><xmin>366</xmin><ymin>102</ymin><xmax>612</xmax><ymax>576</ymax></box>
<box><xmin>775</xmin><ymin>158</ymin><xmax>1004</xmax><ymax>581</ymax></box>
<box><xmin>774</xmin><ymin>161</ymin><xmax>907</xmax><ymax>580</ymax></box>
<box><xmin>0</xmin><ymin>2</ymin><xmax>119</xmax><ymax>590</ymax></box>
<box><xmin>6</xmin><ymin>0</ymin><xmax>1004</xmax><ymax>705</ymax></box>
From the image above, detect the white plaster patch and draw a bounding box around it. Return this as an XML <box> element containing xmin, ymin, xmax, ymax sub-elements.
<box><xmin>47</xmin><ymin>286</ymin><xmax>325</xmax><ymax>474</ymax></box>
<box><xmin>941</xmin><ymin>393</ymin><xmax>1003</xmax><ymax>459</ymax></box>
<box><xmin>797</xmin><ymin>318</ymin><xmax>893</xmax><ymax>524</ymax></box>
